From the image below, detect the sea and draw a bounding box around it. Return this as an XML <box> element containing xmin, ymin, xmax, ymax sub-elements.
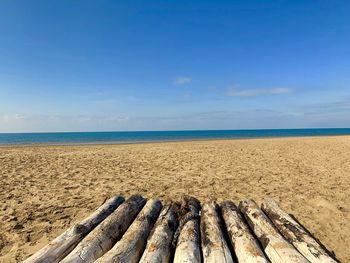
<box><xmin>0</xmin><ymin>128</ymin><xmax>350</xmax><ymax>145</ymax></box>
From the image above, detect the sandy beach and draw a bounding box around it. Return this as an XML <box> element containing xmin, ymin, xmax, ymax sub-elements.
<box><xmin>0</xmin><ymin>136</ymin><xmax>349</xmax><ymax>262</ymax></box>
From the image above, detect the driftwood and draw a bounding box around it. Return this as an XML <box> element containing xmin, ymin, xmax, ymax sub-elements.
<box><xmin>201</xmin><ymin>201</ymin><xmax>233</xmax><ymax>263</ymax></box>
<box><xmin>139</xmin><ymin>202</ymin><xmax>180</xmax><ymax>263</ymax></box>
<box><xmin>95</xmin><ymin>199</ymin><xmax>162</xmax><ymax>263</ymax></box>
<box><xmin>61</xmin><ymin>195</ymin><xmax>146</xmax><ymax>263</ymax></box>
<box><xmin>24</xmin><ymin>194</ymin><xmax>339</xmax><ymax>263</ymax></box>
<box><xmin>23</xmin><ymin>195</ymin><xmax>124</xmax><ymax>263</ymax></box>
<box><xmin>221</xmin><ymin>201</ymin><xmax>269</xmax><ymax>263</ymax></box>
<box><xmin>173</xmin><ymin>196</ymin><xmax>201</xmax><ymax>263</ymax></box>
<box><xmin>239</xmin><ymin>199</ymin><xmax>308</xmax><ymax>263</ymax></box>
<box><xmin>262</xmin><ymin>198</ymin><xmax>337</xmax><ymax>263</ymax></box>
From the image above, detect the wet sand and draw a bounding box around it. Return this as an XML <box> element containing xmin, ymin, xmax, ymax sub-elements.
<box><xmin>0</xmin><ymin>136</ymin><xmax>349</xmax><ymax>262</ymax></box>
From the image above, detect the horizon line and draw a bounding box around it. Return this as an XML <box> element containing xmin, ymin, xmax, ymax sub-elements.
<box><xmin>1</xmin><ymin>127</ymin><xmax>350</xmax><ymax>135</ymax></box>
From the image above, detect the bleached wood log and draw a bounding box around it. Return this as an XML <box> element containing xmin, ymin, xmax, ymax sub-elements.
<box><xmin>239</xmin><ymin>199</ymin><xmax>309</xmax><ymax>263</ymax></box>
<box><xmin>201</xmin><ymin>201</ymin><xmax>234</xmax><ymax>263</ymax></box>
<box><xmin>139</xmin><ymin>202</ymin><xmax>180</xmax><ymax>263</ymax></box>
<box><xmin>95</xmin><ymin>199</ymin><xmax>162</xmax><ymax>263</ymax></box>
<box><xmin>221</xmin><ymin>201</ymin><xmax>269</xmax><ymax>263</ymax></box>
<box><xmin>262</xmin><ymin>198</ymin><xmax>337</xmax><ymax>263</ymax></box>
<box><xmin>173</xmin><ymin>196</ymin><xmax>201</xmax><ymax>263</ymax></box>
<box><xmin>23</xmin><ymin>195</ymin><xmax>124</xmax><ymax>263</ymax></box>
<box><xmin>61</xmin><ymin>195</ymin><xmax>146</xmax><ymax>263</ymax></box>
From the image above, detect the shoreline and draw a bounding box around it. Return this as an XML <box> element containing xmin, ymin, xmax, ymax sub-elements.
<box><xmin>1</xmin><ymin>133</ymin><xmax>350</xmax><ymax>148</ymax></box>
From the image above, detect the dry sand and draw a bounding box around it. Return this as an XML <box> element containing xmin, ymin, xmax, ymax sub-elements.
<box><xmin>0</xmin><ymin>136</ymin><xmax>349</xmax><ymax>262</ymax></box>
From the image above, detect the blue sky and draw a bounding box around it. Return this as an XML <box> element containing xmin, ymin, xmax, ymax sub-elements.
<box><xmin>0</xmin><ymin>0</ymin><xmax>349</xmax><ymax>132</ymax></box>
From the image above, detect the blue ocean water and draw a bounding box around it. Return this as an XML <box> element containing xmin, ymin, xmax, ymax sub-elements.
<box><xmin>0</xmin><ymin>128</ymin><xmax>350</xmax><ymax>145</ymax></box>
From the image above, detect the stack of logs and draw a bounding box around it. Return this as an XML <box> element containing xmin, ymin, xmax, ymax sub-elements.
<box><xmin>24</xmin><ymin>195</ymin><xmax>338</xmax><ymax>263</ymax></box>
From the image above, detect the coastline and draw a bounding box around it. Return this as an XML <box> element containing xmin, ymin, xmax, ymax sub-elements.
<box><xmin>1</xmin><ymin>135</ymin><xmax>350</xmax><ymax>262</ymax></box>
<box><xmin>1</xmin><ymin>133</ymin><xmax>350</xmax><ymax>148</ymax></box>
<box><xmin>1</xmin><ymin>128</ymin><xmax>350</xmax><ymax>147</ymax></box>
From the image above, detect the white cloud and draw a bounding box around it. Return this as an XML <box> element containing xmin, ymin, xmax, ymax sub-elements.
<box><xmin>174</xmin><ymin>76</ymin><xmax>192</xmax><ymax>85</ymax></box>
<box><xmin>303</xmin><ymin>98</ymin><xmax>350</xmax><ymax>114</ymax></box>
<box><xmin>226</xmin><ymin>87</ymin><xmax>292</xmax><ymax>97</ymax></box>
<box><xmin>0</xmin><ymin>114</ymin><xmax>129</xmax><ymax>133</ymax></box>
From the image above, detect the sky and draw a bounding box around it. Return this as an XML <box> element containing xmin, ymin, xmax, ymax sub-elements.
<box><xmin>0</xmin><ymin>0</ymin><xmax>349</xmax><ymax>132</ymax></box>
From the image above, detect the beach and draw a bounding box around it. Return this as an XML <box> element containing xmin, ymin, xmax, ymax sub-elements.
<box><xmin>1</xmin><ymin>136</ymin><xmax>349</xmax><ymax>262</ymax></box>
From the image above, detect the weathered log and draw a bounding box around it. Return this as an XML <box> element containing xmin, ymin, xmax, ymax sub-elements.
<box><xmin>139</xmin><ymin>202</ymin><xmax>180</xmax><ymax>263</ymax></box>
<box><xmin>173</xmin><ymin>196</ymin><xmax>201</xmax><ymax>263</ymax></box>
<box><xmin>221</xmin><ymin>201</ymin><xmax>269</xmax><ymax>263</ymax></box>
<box><xmin>201</xmin><ymin>201</ymin><xmax>234</xmax><ymax>263</ymax></box>
<box><xmin>239</xmin><ymin>199</ymin><xmax>309</xmax><ymax>263</ymax></box>
<box><xmin>61</xmin><ymin>195</ymin><xmax>146</xmax><ymax>263</ymax></box>
<box><xmin>262</xmin><ymin>198</ymin><xmax>337</xmax><ymax>263</ymax></box>
<box><xmin>23</xmin><ymin>195</ymin><xmax>124</xmax><ymax>263</ymax></box>
<box><xmin>95</xmin><ymin>199</ymin><xmax>162</xmax><ymax>263</ymax></box>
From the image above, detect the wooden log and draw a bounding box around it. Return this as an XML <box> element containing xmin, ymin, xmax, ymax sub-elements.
<box><xmin>173</xmin><ymin>196</ymin><xmax>201</xmax><ymax>263</ymax></box>
<box><xmin>139</xmin><ymin>202</ymin><xmax>180</xmax><ymax>263</ymax></box>
<box><xmin>201</xmin><ymin>201</ymin><xmax>234</xmax><ymax>263</ymax></box>
<box><xmin>23</xmin><ymin>195</ymin><xmax>124</xmax><ymax>263</ymax></box>
<box><xmin>239</xmin><ymin>199</ymin><xmax>309</xmax><ymax>263</ymax></box>
<box><xmin>61</xmin><ymin>195</ymin><xmax>146</xmax><ymax>263</ymax></box>
<box><xmin>221</xmin><ymin>201</ymin><xmax>269</xmax><ymax>263</ymax></box>
<box><xmin>95</xmin><ymin>199</ymin><xmax>162</xmax><ymax>263</ymax></box>
<box><xmin>262</xmin><ymin>198</ymin><xmax>337</xmax><ymax>263</ymax></box>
